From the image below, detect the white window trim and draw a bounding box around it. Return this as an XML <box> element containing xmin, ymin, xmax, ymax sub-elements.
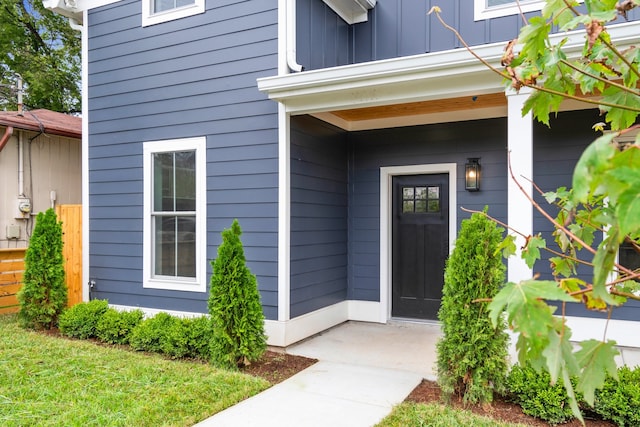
<box><xmin>142</xmin><ymin>0</ymin><xmax>205</xmax><ymax>27</ymax></box>
<box><xmin>474</xmin><ymin>0</ymin><xmax>545</xmax><ymax>20</ymax></box>
<box><xmin>143</xmin><ymin>137</ymin><xmax>207</xmax><ymax>292</ymax></box>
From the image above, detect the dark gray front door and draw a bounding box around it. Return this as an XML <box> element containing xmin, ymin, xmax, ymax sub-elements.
<box><xmin>392</xmin><ymin>173</ymin><xmax>449</xmax><ymax>319</ymax></box>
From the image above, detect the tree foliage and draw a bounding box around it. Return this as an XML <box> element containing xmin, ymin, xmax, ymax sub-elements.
<box><xmin>0</xmin><ymin>0</ymin><xmax>80</xmax><ymax>113</ymax></box>
<box><xmin>431</xmin><ymin>1</ymin><xmax>640</xmax><ymax>423</ymax></box>
<box><xmin>17</xmin><ymin>208</ymin><xmax>67</xmax><ymax>329</ymax></box>
<box><xmin>208</xmin><ymin>219</ymin><xmax>266</xmax><ymax>369</ymax></box>
<box><xmin>436</xmin><ymin>211</ymin><xmax>510</xmax><ymax>405</ymax></box>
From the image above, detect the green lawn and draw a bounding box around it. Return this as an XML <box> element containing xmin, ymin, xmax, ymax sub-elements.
<box><xmin>376</xmin><ymin>402</ymin><xmax>528</xmax><ymax>427</ymax></box>
<box><xmin>0</xmin><ymin>314</ymin><xmax>269</xmax><ymax>427</ymax></box>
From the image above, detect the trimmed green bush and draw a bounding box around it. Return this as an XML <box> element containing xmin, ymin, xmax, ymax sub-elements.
<box><xmin>17</xmin><ymin>208</ymin><xmax>67</xmax><ymax>329</ymax></box>
<box><xmin>58</xmin><ymin>299</ymin><xmax>110</xmax><ymax>339</ymax></box>
<box><xmin>436</xmin><ymin>210</ymin><xmax>509</xmax><ymax>404</ymax></box>
<box><xmin>129</xmin><ymin>313</ymin><xmax>212</xmax><ymax>360</ymax></box>
<box><xmin>158</xmin><ymin>316</ymin><xmax>209</xmax><ymax>359</ymax></box>
<box><xmin>593</xmin><ymin>365</ymin><xmax>640</xmax><ymax>427</ymax></box>
<box><xmin>95</xmin><ymin>308</ymin><xmax>144</xmax><ymax>345</ymax></box>
<box><xmin>208</xmin><ymin>219</ymin><xmax>266</xmax><ymax>369</ymax></box>
<box><xmin>129</xmin><ymin>312</ymin><xmax>176</xmax><ymax>353</ymax></box>
<box><xmin>505</xmin><ymin>364</ymin><xmax>576</xmax><ymax>424</ymax></box>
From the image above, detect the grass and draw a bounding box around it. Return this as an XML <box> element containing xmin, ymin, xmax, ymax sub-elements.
<box><xmin>376</xmin><ymin>402</ymin><xmax>528</xmax><ymax>427</ymax></box>
<box><xmin>0</xmin><ymin>314</ymin><xmax>269</xmax><ymax>427</ymax></box>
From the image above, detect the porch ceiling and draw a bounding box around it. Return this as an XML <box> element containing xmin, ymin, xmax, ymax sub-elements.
<box><xmin>312</xmin><ymin>92</ymin><xmax>508</xmax><ymax>131</ymax></box>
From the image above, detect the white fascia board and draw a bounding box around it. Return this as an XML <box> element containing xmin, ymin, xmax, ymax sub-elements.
<box><xmin>257</xmin><ymin>21</ymin><xmax>640</xmax><ymax>115</ymax></box>
<box><xmin>322</xmin><ymin>0</ymin><xmax>376</xmax><ymax>24</ymax></box>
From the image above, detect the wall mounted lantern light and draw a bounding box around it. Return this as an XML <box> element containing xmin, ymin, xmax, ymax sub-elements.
<box><xmin>465</xmin><ymin>158</ymin><xmax>480</xmax><ymax>191</ymax></box>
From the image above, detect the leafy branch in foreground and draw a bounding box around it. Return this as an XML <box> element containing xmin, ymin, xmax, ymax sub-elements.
<box><xmin>432</xmin><ymin>1</ymin><xmax>640</xmax><ymax>424</ymax></box>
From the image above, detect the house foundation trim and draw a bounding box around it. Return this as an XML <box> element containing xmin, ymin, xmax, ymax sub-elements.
<box><xmin>111</xmin><ymin>300</ymin><xmax>381</xmax><ymax>347</ymax></box>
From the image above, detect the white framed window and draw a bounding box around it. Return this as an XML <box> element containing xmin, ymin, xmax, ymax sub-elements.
<box><xmin>143</xmin><ymin>137</ymin><xmax>207</xmax><ymax>292</ymax></box>
<box><xmin>142</xmin><ymin>0</ymin><xmax>205</xmax><ymax>27</ymax></box>
<box><xmin>474</xmin><ymin>0</ymin><xmax>545</xmax><ymax>20</ymax></box>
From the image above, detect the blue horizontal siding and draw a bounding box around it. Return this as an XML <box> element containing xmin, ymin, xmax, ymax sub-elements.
<box><xmin>299</xmin><ymin>0</ymin><xmax>640</xmax><ymax>70</ymax></box>
<box><xmin>87</xmin><ymin>0</ymin><xmax>280</xmax><ymax>318</ymax></box>
<box><xmin>290</xmin><ymin>116</ymin><xmax>349</xmax><ymax>318</ymax></box>
<box><xmin>348</xmin><ymin>117</ymin><xmax>508</xmax><ymax>302</ymax></box>
<box><xmin>532</xmin><ymin>109</ymin><xmax>638</xmax><ymax>321</ymax></box>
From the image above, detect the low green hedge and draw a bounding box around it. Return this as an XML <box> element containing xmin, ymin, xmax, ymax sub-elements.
<box><xmin>505</xmin><ymin>363</ymin><xmax>640</xmax><ymax>426</ymax></box>
<box><xmin>95</xmin><ymin>308</ymin><xmax>144</xmax><ymax>345</ymax></box>
<box><xmin>58</xmin><ymin>299</ymin><xmax>109</xmax><ymax>339</ymax></box>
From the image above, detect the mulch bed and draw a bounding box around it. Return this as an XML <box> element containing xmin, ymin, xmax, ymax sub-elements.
<box><xmin>406</xmin><ymin>379</ymin><xmax>615</xmax><ymax>426</ymax></box>
<box><xmin>241</xmin><ymin>350</ymin><xmax>317</xmax><ymax>384</ymax></box>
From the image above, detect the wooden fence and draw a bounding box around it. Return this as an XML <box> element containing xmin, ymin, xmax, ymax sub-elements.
<box><xmin>0</xmin><ymin>248</ymin><xmax>26</xmax><ymax>314</ymax></box>
<box><xmin>0</xmin><ymin>205</ymin><xmax>83</xmax><ymax>314</ymax></box>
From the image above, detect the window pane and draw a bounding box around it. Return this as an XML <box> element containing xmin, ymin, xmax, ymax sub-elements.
<box><xmin>177</xmin><ymin>217</ymin><xmax>196</xmax><ymax>277</ymax></box>
<box><xmin>154</xmin><ymin>0</ymin><xmax>175</xmax><ymax>12</ymax></box>
<box><xmin>403</xmin><ymin>200</ymin><xmax>414</xmax><ymax>213</ymax></box>
<box><xmin>154</xmin><ymin>0</ymin><xmax>194</xmax><ymax>12</ymax></box>
<box><xmin>415</xmin><ymin>200</ymin><xmax>427</xmax><ymax>213</ymax></box>
<box><xmin>487</xmin><ymin>0</ymin><xmax>516</xmax><ymax>6</ymax></box>
<box><xmin>415</xmin><ymin>187</ymin><xmax>426</xmax><ymax>200</ymax></box>
<box><xmin>153</xmin><ymin>152</ymin><xmax>174</xmax><ymax>212</ymax></box>
<box><xmin>175</xmin><ymin>151</ymin><xmax>196</xmax><ymax>211</ymax></box>
<box><xmin>428</xmin><ymin>200</ymin><xmax>440</xmax><ymax>212</ymax></box>
<box><xmin>403</xmin><ymin>187</ymin><xmax>414</xmax><ymax>199</ymax></box>
<box><xmin>154</xmin><ymin>216</ymin><xmax>176</xmax><ymax>276</ymax></box>
<box><xmin>428</xmin><ymin>186</ymin><xmax>439</xmax><ymax>199</ymax></box>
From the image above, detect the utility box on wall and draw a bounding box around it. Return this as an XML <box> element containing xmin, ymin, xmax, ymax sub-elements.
<box><xmin>6</xmin><ymin>224</ymin><xmax>20</xmax><ymax>240</ymax></box>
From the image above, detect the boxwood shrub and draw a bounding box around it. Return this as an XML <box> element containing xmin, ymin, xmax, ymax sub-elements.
<box><xmin>95</xmin><ymin>308</ymin><xmax>144</xmax><ymax>345</ymax></box>
<box><xmin>58</xmin><ymin>299</ymin><xmax>109</xmax><ymax>339</ymax></box>
<box><xmin>505</xmin><ymin>364</ymin><xmax>576</xmax><ymax>424</ymax></box>
<box><xmin>593</xmin><ymin>365</ymin><xmax>640</xmax><ymax>427</ymax></box>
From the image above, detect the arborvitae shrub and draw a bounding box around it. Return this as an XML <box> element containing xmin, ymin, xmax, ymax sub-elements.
<box><xmin>208</xmin><ymin>219</ymin><xmax>266</xmax><ymax>369</ymax></box>
<box><xmin>129</xmin><ymin>312</ymin><xmax>176</xmax><ymax>353</ymax></box>
<box><xmin>17</xmin><ymin>208</ymin><xmax>67</xmax><ymax>329</ymax></box>
<box><xmin>593</xmin><ymin>366</ymin><xmax>640</xmax><ymax>427</ymax></box>
<box><xmin>436</xmin><ymin>211</ymin><xmax>509</xmax><ymax>404</ymax></box>
<box><xmin>505</xmin><ymin>364</ymin><xmax>576</xmax><ymax>424</ymax></box>
<box><xmin>95</xmin><ymin>308</ymin><xmax>144</xmax><ymax>345</ymax></box>
<box><xmin>58</xmin><ymin>299</ymin><xmax>110</xmax><ymax>339</ymax></box>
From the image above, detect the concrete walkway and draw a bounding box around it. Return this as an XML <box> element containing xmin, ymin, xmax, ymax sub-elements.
<box><xmin>194</xmin><ymin>321</ymin><xmax>441</xmax><ymax>427</ymax></box>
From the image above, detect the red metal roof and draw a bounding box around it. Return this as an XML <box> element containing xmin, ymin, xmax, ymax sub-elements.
<box><xmin>0</xmin><ymin>109</ymin><xmax>81</xmax><ymax>139</ymax></box>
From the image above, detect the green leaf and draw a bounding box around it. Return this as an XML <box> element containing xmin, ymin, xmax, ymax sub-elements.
<box><xmin>488</xmin><ymin>279</ymin><xmax>576</xmax><ymax>328</ymax></box>
<box><xmin>616</xmin><ymin>187</ymin><xmax>640</xmax><ymax>237</ymax></box>
<box><xmin>522</xmin><ymin>235</ymin><xmax>546</xmax><ymax>268</ymax></box>
<box><xmin>600</xmin><ymin>86</ymin><xmax>640</xmax><ymax>131</ymax></box>
<box><xmin>543</xmin><ymin>327</ymin><xmax>579</xmax><ymax>384</ymax></box>
<box><xmin>572</xmin><ymin>133</ymin><xmax>617</xmax><ymax>202</ymax></box>
<box><xmin>575</xmin><ymin>339</ymin><xmax>619</xmax><ymax>405</ymax></box>
<box><xmin>496</xmin><ymin>234</ymin><xmax>517</xmax><ymax>258</ymax></box>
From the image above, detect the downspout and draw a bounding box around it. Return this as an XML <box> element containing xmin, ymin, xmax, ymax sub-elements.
<box><xmin>0</xmin><ymin>126</ymin><xmax>13</xmax><ymax>152</ymax></box>
<box><xmin>286</xmin><ymin>0</ymin><xmax>303</xmax><ymax>72</ymax></box>
<box><xmin>18</xmin><ymin>131</ymin><xmax>24</xmax><ymax>196</ymax></box>
<box><xmin>68</xmin><ymin>17</ymin><xmax>83</xmax><ymax>31</ymax></box>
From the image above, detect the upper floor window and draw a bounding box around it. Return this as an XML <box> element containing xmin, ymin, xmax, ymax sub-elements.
<box><xmin>142</xmin><ymin>0</ymin><xmax>204</xmax><ymax>26</ymax></box>
<box><xmin>143</xmin><ymin>137</ymin><xmax>207</xmax><ymax>292</ymax></box>
<box><xmin>474</xmin><ymin>0</ymin><xmax>545</xmax><ymax>20</ymax></box>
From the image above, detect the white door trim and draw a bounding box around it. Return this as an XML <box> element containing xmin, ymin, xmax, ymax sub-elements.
<box><xmin>379</xmin><ymin>163</ymin><xmax>457</xmax><ymax>322</ymax></box>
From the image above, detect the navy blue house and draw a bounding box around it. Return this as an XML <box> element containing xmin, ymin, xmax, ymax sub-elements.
<box><xmin>45</xmin><ymin>0</ymin><xmax>640</xmax><ymax>349</ymax></box>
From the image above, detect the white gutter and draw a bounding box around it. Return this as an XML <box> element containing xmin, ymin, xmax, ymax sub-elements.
<box><xmin>258</xmin><ymin>20</ymin><xmax>640</xmax><ymax>114</ymax></box>
<box><xmin>286</xmin><ymin>0</ymin><xmax>303</xmax><ymax>72</ymax></box>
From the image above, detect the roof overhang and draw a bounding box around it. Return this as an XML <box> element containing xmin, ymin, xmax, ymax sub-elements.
<box><xmin>258</xmin><ymin>21</ymin><xmax>640</xmax><ymax>130</ymax></box>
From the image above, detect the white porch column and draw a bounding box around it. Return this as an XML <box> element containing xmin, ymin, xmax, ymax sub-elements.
<box><xmin>277</xmin><ymin>103</ymin><xmax>291</xmax><ymax>322</ymax></box>
<box><xmin>506</xmin><ymin>88</ymin><xmax>534</xmax><ymax>283</ymax></box>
